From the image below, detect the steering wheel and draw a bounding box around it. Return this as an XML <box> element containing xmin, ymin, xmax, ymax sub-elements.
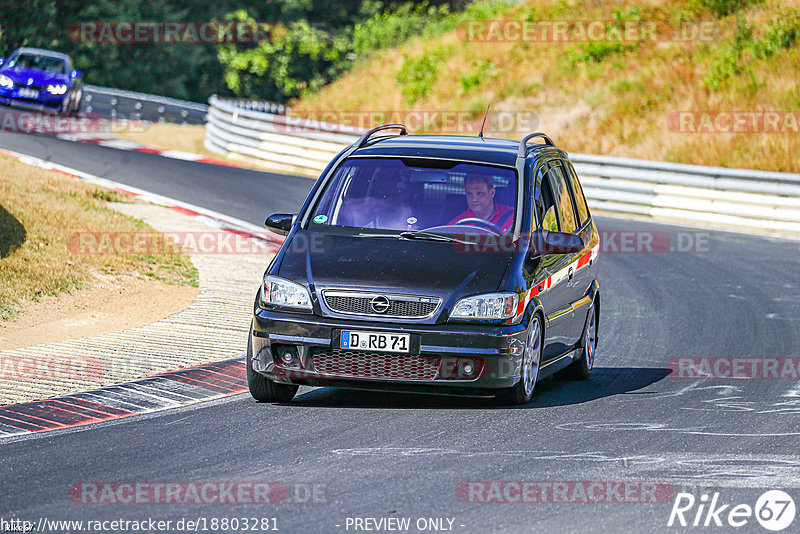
<box><xmin>455</xmin><ymin>217</ymin><xmax>503</xmax><ymax>235</ymax></box>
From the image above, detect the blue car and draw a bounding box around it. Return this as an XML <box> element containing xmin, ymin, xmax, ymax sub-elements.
<box><xmin>0</xmin><ymin>47</ymin><xmax>83</xmax><ymax>114</ymax></box>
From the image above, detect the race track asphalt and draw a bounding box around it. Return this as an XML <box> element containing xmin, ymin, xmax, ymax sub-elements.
<box><xmin>1</xmin><ymin>132</ymin><xmax>799</xmax><ymax>533</ymax></box>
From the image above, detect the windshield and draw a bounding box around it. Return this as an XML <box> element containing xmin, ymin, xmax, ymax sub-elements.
<box><xmin>309</xmin><ymin>157</ymin><xmax>517</xmax><ymax>236</ymax></box>
<box><xmin>7</xmin><ymin>53</ymin><xmax>67</xmax><ymax>74</ymax></box>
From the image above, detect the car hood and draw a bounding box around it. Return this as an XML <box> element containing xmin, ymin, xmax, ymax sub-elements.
<box><xmin>1</xmin><ymin>66</ymin><xmax>68</xmax><ymax>86</ymax></box>
<box><xmin>276</xmin><ymin>230</ymin><xmax>514</xmax><ymax>319</ymax></box>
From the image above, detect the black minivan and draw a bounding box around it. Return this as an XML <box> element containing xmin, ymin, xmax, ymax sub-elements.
<box><xmin>248</xmin><ymin>125</ymin><xmax>599</xmax><ymax>404</ymax></box>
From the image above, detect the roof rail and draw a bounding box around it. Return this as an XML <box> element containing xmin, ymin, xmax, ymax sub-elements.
<box><xmin>517</xmin><ymin>132</ymin><xmax>555</xmax><ymax>157</ymax></box>
<box><xmin>355</xmin><ymin>124</ymin><xmax>408</xmax><ymax>148</ymax></box>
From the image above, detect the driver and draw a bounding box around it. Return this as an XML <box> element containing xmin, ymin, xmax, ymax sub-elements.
<box><xmin>448</xmin><ymin>174</ymin><xmax>514</xmax><ymax>233</ymax></box>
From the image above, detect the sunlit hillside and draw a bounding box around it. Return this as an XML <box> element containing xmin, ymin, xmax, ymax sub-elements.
<box><xmin>293</xmin><ymin>0</ymin><xmax>800</xmax><ymax>172</ymax></box>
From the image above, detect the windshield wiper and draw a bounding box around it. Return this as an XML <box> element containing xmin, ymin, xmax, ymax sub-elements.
<box><xmin>398</xmin><ymin>231</ymin><xmax>472</xmax><ymax>245</ymax></box>
<box><xmin>357</xmin><ymin>231</ymin><xmax>473</xmax><ymax>245</ymax></box>
<box><xmin>357</xmin><ymin>232</ymin><xmax>405</xmax><ymax>239</ymax></box>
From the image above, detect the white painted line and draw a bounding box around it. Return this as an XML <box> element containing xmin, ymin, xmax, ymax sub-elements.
<box><xmin>96</xmin><ymin>139</ymin><xmax>143</xmax><ymax>150</ymax></box>
<box><xmin>159</xmin><ymin>150</ymin><xmax>205</xmax><ymax>161</ymax></box>
<box><xmin>783</xmin><ymin>382</ymin><xmax>800</xmax><ymax>398</ymax></box>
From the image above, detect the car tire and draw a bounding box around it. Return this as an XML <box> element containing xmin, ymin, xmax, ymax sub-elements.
<box><xmin>246</xmin><ymin>325</ymin><xmax>298</xmax><ymax>403</ymax></box>
<box><xmin>496</xmin><ymin>314</ymin><xmax>542</xmax><ymax>405</ymax></box>
<box><xmin>556</xmin><ymin>301</ymin><xmax>597</xmax><ymax>380</ymax></box>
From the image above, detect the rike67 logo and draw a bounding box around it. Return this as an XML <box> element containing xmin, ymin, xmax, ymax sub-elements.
<box><xmin>668</xmin><ymin>490</ymin><xmax>796</xmax><ymax>531</ymax></box>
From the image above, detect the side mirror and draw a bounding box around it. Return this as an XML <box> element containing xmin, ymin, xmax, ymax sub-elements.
<box><xmin>71</xmin><ymin>69</ymin><xmax>82</xmax><ymax>78</ymax></box>
<box><xmin>530</xmin><ymin>229</ymin><xmax>584</xmax><ymax>256</ymax></box>
<box><xmin>264</xmin><ymin>213</ymin><xmax>296</xmax><ymax>236</ymax></box>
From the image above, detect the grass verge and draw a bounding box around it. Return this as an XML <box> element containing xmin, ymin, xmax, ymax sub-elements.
<box><xmin>0</xmin><ymin>154</ymin><xmax>198</xmax><ymax>321</ymax></box>
<box><xmin>112</xmin><ymin>123</ymin><xmax>210</xmax><ymax>157</ymax></box>
<box><xmin>292</xmin><ymin>0</ymin><xmax>800</xmax><ymax>172</ymax></box>
<box><xmin>111</xmin><ymin>123</ymin><xmax>273</xmax><ymax>171</ymax></box>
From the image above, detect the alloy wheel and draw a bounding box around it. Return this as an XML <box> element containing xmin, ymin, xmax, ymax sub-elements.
<box><xmin>522</xmin><ymin>318</ymin><xmax>542</xmax><ymax>396</ymax></box>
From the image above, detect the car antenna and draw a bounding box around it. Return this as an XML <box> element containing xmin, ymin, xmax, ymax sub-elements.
<box><xmin>478</xmin><ymin>105</ymin><xmax>490</xmax><ymax>138</ymax></box>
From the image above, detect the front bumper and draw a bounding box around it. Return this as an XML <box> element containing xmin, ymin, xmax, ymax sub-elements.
<box><xmin>251</xmin><ymin>307</ymin><xmax>529</xmax><ymax>395</ymax></box>
<box><xmin>0</xmin><ymin>89</ymin><xmax>66</xmax><ymax>110</ymax></box>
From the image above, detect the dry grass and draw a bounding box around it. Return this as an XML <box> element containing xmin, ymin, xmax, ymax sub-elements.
<box><xmin>293</xmin><ymin>0</ymin><xmax>800</xmax><ymax>172</ymax></box>
<box><xmin>112</xmin><ymin>123</ymin><xmax>211</xmax><ymax>156</ymax></box>
<box><xmin>112</xmin><ymin>122</ymin><xmax>273</xmax><ymax>171</ymax></box>
<box><xmin>0</xmin><ymin>155</ymin><xmax>198</xmax><ymax>321</ymax></box>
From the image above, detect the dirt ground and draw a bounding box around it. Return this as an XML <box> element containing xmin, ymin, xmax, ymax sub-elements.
<box><xmin>0</xmin><ymin>272</ymin><xmax>198</xmax><ymax>350</ymax></box>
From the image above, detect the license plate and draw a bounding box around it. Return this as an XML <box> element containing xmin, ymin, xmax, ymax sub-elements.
<box><xmin>18</xmin><ymin>88</ymin><xmax>38</xmax><ymax>98</ymax></box>
<box><xmin>341</xmin><ymin>330</ymin><xmax>410</xmax><ymax>353</ymax></box>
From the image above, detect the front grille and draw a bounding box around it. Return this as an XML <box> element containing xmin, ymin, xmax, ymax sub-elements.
<box><xmin>323</xmin><ymin>293</ymin><xmax>439</xmax><ymax>317</ymax></box>
<box><xmin>312</xmin><ymin>349</ymin><xmax>439</xmax><ymax>380</ymax></box>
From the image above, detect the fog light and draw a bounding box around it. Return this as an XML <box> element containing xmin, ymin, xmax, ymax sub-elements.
<box><xmin>440</xmin><ymin>357</ymin><xmax>482</xmax><ymax>379</ymax></box>
<box><xmin>274</xmin><ymin>346</ymin><xmax>300</xmax><ymax>368</ymax></box>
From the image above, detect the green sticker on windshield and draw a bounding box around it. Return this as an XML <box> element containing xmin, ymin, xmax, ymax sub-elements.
<box><xmin>313</xmin><ymin>214</ymin><xmax>328</xmax><ymax>224</ymax></box>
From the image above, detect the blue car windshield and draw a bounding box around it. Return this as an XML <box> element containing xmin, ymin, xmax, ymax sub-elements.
<box><xmin>7</xmin><ymin>53</ymin><xmax>67</xmax><ymax>74</ymax></box>
<box><xmin>310</xmin><ymin>157</ymin><xmax>517</xmax><ymax>236</ymax></box>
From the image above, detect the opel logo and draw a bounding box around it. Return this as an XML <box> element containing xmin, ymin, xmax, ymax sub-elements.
<box><xmin>370</xmin><ymin>295</ymin><xmax>391</xmax><ymax>314</ymax></box>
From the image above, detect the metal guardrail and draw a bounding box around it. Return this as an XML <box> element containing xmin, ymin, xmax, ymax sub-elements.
<box><xmin>205</xmin><ymin>95</ymin><xmax>800</xmax><ymax>235</ymax></box>
<box><xmin>215</xmin><ymin>98</ymin><xmax>288</xmax><ymax>115</ymax></box>
<box><xmin>83</xmin><ymin>85</ymin><xmax>208</xmax><ymax>124</ymax></box>
<box><xmin>205</xmin><ymin>95</ymin><xmax>359</xmax><ymax>175</ymax></box>
<box><xmin>569</xmin><ymin>154</ymin><xmax>800</xmax><ymax>233</ymax></box>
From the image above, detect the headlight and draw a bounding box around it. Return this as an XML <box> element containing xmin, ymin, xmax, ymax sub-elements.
<box><xmin>46</xmin><ymin>84</ymin><xmax>68</xmax><ymax>95</ymax></box>
<box><xmin>450</xmin><ymin>292</ymin><xmax>519</xmax><ymax>321</ymax></box>
<box><xmin>0</xmin><ymin>75</ymin><xmax>13</xmax><ymax>89</ymax></box>
<box><xmin>259</xmin><ymin>275</ymin><xmax>312</xmax><ymax>312</ymax></box>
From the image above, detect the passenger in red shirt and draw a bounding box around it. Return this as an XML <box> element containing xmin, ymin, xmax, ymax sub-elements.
<box><xmin>448</xmin><ymin>174</ymin><xmax>514</xmax><ymax>233</ymax></box>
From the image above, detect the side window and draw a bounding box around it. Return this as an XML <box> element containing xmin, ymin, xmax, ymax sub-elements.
<box><xmin>537</xmin><ymin>172</ymin><xmax>559</xmax><ymax>232</ymax></box>
<box><xmin>565</xmin><ymin>162</ymin><xmax>590</xmax><ymax>227</ymax></box>
<box><xmin>548</xmin><ymin>165</ymin><xmax>577</xmax><ymax>233</ymax></box>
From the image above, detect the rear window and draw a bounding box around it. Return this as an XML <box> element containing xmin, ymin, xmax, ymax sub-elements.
<box><xmin>547</xmin><ymin>165</ymin><xmax>577</xmax><ymax>233</ymax></box>
<box><xmin>566</xmin><ymin>162</ymin><xmax>590</xmax><ymax>227</ymax></box>
<box><xmin>538</xmin><ymin>172</ymin><xmax>559</xmax><ymax>232</ymax></box>
<box><xmin>309</xmin><ymin>157</ymin><xmax>518</xmax><ymax>235</ymax></box>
